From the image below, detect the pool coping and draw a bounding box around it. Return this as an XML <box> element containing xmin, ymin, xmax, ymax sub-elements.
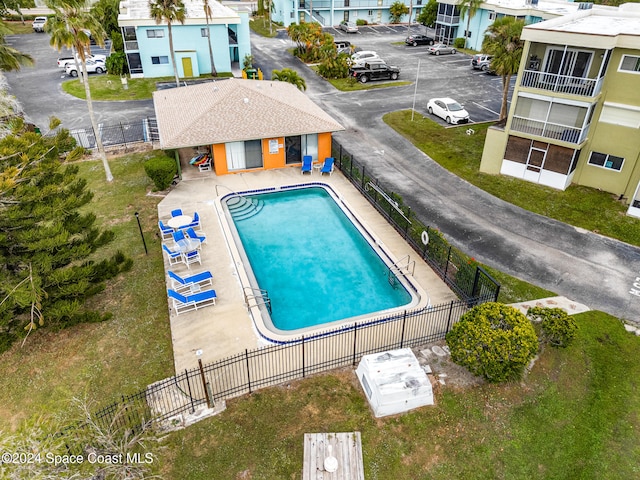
<box><xmin>214</xmin><ymin>182</ymin><xmax>431</xmax><ymax>344</ymax></box>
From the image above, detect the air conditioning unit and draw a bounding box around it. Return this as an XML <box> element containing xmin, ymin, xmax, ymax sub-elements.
<box><xmin>578</xmin><ymin>2</ymin><xmax>593</xmax><ymax>9</ymax></box>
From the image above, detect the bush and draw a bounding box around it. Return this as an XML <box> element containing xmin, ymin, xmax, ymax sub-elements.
<box><xmin>143</xmin><ymin>154</ymin><xmax>177</xmax><ymax>191</ymax></box>
<box><xmin>105</xmin><ymin>51</ymin><xmax>127</xmax><ymax>76</ymax></box>
<box><xmin>356</xmin><ymin>19</ymin><xmax>368</xmax><ymax>26</ymax></box>
<box><xmin>527</xmin><ymin>306</ymin><xmax>578</xmax><ymax>348</ymax></box>
<box><xmin>446</xmin><ymin>302</ymin><xmax>538</xmax><ymax>383</ymax></box>
<box><xmin>453</xmin><ymin>37</ymin><xmax>466</xmax><ymax>49</ymax></box>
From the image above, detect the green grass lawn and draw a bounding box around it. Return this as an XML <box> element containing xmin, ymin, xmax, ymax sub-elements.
<box><xmin>249</xmin><ymin>17</ymin><xmax>279</xmax><ymax>37</ymax></box>
<box><xmin>4</xmin><ymin>21</ymin><xmax>36</xmax><ymax>35</ymax></box>
<box><xmin>62</xmin><ymin>75</ymin><xmax>165</xmax><ymax>101</ymax></box>
<box><xmin>384</xmin><ymin>110</ymin><xmax>640</xmax><ymax>247</ymax></box>
<box><xmin>0</xmin><ymin>151</ymin><xmax>174</xmax><ymax>430</ymax></box>
<box><xmin>160</xmin><ymin>311</ymin><xmax>640</xmax><ymax>479</ymax></box>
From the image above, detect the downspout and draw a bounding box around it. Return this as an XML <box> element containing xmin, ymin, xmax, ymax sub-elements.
<box><xmin>175</xmin><ymin>149</ymin><xmax>182</xmax><ymax>178</ymax></box>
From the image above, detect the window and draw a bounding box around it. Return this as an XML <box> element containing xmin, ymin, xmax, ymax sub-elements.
<box><xmin>588</xmin><ymin>152</ymin><xmax>624</xmax><ymax>171</ymax></box>
<box><xmin>201</xmin><ymin>28</ymin><xmax>209</xmax><ymax>37</ymax></box>
<box><xmin>368</xmin><ymin>9</ymin><xmax>373</xmax><ymax>15</ymax></box>
<box><xmin>488</xmin><ymin>11</ymin><xmax>496</xmax><ymax>20</ymax></box>
<box><xmin>543</xmin><ymin>47</ymin><xmax>592</xmax><ymax>79</ymax></box>
<box><xmin>146</xmin><ymin>29</ymin><xmax>164</xmax><ymax>38</ymax></box>
<box><xmin>619</xmin><ymin>55</ymin><xmax>640</xmax><ymax>73</ymax></box>
<box><xmin>151</xmin><ymin>56</ymin><xmax>169</xmax><ymax>64</ymax></box>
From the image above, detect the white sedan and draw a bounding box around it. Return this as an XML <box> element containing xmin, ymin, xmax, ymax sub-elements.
<box><xmin>348</xmin><ymin>50</ymin><xmax>380</xmax><ymax>67</ymax></box>
<box><xmin>65</xmin><ymin>59</ymin><xmax>106</xmax><ymax>77</ymax></box>
<box><xmin>426</xmin><ymin>97</ymin><xmax>470</xmax><ymax>124</ymax></box>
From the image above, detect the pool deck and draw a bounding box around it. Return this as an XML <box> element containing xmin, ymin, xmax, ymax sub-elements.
<box><xmin>159</xmin><ymin>165</ymin><xmax>458</xmax><ymax>374</ymax></box>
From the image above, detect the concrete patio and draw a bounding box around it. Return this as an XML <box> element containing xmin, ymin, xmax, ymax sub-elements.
<box><xmin>159</xmin><ymin>162</ymin><xmax>458</xmax><ymax>374</ymax></box>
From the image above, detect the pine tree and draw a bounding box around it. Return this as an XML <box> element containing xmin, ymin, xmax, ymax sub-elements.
<box><xmin>0</xmin><ymin>125</ymin><xmax>132</xmax><ymax>352</ymax></box>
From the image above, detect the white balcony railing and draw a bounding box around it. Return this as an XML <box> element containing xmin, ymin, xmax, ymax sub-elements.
<box><xmin>511</xmin><ymin>116</ymin><xmax>588</xmax><ymax>144</ymax></box>
<box><xmin>436</xmin><ymin>14</ymin><xmax>459</xmax><ymax>24</ymax></box>
<box><xmin>124</xmin><ymin>41</ymin><xmax>139</xmax><ymax>51</ymax></box>
<box><xmin>520</xmin><ymin>70</ymin><xmax>602</xmax><ymax>97</ymax></box>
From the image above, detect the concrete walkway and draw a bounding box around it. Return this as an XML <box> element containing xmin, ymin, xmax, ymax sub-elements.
<box><xmin>159</xmin><ymin>165</ymin><xmax>458</xmax><ymax>373</ymax></box>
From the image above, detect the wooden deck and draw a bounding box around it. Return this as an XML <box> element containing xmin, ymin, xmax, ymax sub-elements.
<box><xmin>303</xmin><ymin>432</ymin><xmax>365</xmax><ymax>480</ymax></box>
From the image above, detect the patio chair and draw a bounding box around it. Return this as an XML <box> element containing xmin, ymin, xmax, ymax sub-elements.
<box><xmin>185</xmin><ymin>212</ymin><xmax>201</xmax><ymax>231</ymax></box>
<box><xmin>301</xmin><ymin>155</ymin><xmax>313</xmax><ymax>175</ymax></box>
<box><xmin>170</xmin><ymin>208</ymin><xmax>183</xmax><ymax>217</ymax></box>
<box><xmin>182</xmin><ymin>249</ymin><xmax>202</xmax><ymax>269</ymax></box>
<box><xmin>167</xmin><ymin>288</ymin><xmax>217</xmax><ymax>315</ymax></box>
<box><xmin>173</xmin><ymin>229</ymin><xmax>186</xmax><ymax>243</ymax></box>
<box><xmin>162</xmin><ymin>244</ymin><xmax>182</xmax><ymax>266</ymax></box>
<box><xmin>320</xmin><ymin>157</ymin><xmax>335</xmax><ymax>176</ymax></box>
<box><xmin>158</xmin><ymin>220</ymin><xmax>174</xmax><ymax>240</ymax></box>
<box><xmin>198</xmin><ymin>155</ymin><xmax>212</xmax><ymax>172</ymax></box>
<box><xmin>185</xmin><ymin>227</ymin><xmax>207</xmax><ymax>245</ymax></box>
<box><xmin>168</xmin><ymin>270</ymin><xmax>213</xmax><ymax>293</ymax></box>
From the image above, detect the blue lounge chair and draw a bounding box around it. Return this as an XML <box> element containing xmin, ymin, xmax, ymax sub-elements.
<box><xmin>185</xmin><ymin>227</ymin><xmax>207</xmax><ymax>245</ymax></box>
<box><xmin>162</xmin><ymin>244</ymin><xmax>182</xmax><ymax>266</ymax></box>
<box><xmin>182</xmin><ymin>249</ymin><xmax>201</xmax><ymax>269</ymax></box>
<box><xmin>320</xmin><ymin>157</ymin><xmax>335</xmax><ymax>176</ymax></box>
<box><xmin>168</xmin><ymin>270</ymin><xmax>213</xmax><ymax>293</ymax></box>
<box><xmin>185</xmin><ymin>212</ymin><xmax>201</xmax><ymax>231</ymax></box>
<box><xmin>301</xmin><ymin>155</ymin><xmax>313</xmax><ymax>175</ymax></box>
<box><xmin>158</xmin><ymin>220</ymin><xmax>174</xmax><ymax>240</ymax></box>
<box><xmin>167</xmin><ymin>288</ymin><xmax>217</xmax><ymax>315</ymax></box>
<box><xmin>170</xmin><ymin>208</ymin><xmax>183</xmax><ymax>217</ymax></box>
<box><xmin>173</xmin><ymin>229</ymin><xmax>186</xmax><ymax>243</ymax></box>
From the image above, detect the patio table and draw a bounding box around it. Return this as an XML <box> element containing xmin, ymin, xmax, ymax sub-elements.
<box><xmin>168</xmin><ymin>215</ymin><xmax>192</xmax><ymax>229</ymax></box>
<box><xmin>176</xmin><ymin>238</ymin><xmax>200</xmax><ymax>253</ymax></box>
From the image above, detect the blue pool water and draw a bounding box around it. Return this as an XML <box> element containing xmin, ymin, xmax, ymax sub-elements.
<box><xmin>226</xmin><ymin>186</ymin><xmax>413</xmax><ymax>331</ymax></box>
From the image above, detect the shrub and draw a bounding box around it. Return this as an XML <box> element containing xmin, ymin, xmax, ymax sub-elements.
<box><xmin>143</xmin><ymin>154</ymin><xmax>177</xmax><ymax>191</ymax></box>
<box><xmin>446</xmin><ymin>302</ymin><xmax>538</xmax><ymax>382</ymax></box>
<box><xmin>453</xmin><ymin>37</ymin><xmax>466</xmax><ymax>49</ymax></box>
<box><xmin>105</xmin><ymin>51</ymin><xmax>127</xmax><ymax>76</ymax></box>
<box><xmin>527</xmin><ymin>306</ymin><xmax>578</xmax><ymax>348</ymax></box>
<box><xmin>356</xmin><ymin>19</ymin><xmax>368</xmax><ymax>25</ymax></box>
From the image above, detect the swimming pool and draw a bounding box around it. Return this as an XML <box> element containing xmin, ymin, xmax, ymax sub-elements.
<box><xmin>219</xmin><ymin>184</ymin><xmax>422</xmax><ymax>338</ymax></box>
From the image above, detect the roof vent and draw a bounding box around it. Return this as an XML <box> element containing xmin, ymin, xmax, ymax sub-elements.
<box><xmin>243</xmin><ymin>98</ymin><xmax>249</xmax><ymax>104</ymax></box>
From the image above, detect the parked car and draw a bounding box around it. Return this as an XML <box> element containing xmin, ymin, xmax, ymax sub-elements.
<box><xmin>427</xmin><ymin>97</ymin><xmax>469</xmax><ymax>124</ymax></box>
<box><xmin>334</xmin><ymin>40</ymin><xmax>353</xmax><ymax>54</ymax></box>
<box><xmin>405</xmin><ymin>34</ymin><xmax>435</xmax><ymax>47</ymax></box>
<box><xmin>338</xmin><ymin>21</ymin><xmax>358</xmax><ymax>33</ymax></box>
<box><xmin>65</xmin><ymin>59</ymin><xmax>106</xmax><ymax>77</ymax></box>
<box><xmin>57</xmin><ymin>54</ymin><xmax>107</xmax><ymax>69</ymax></box>
<box><xmin>32</xmin><ymin>16</ymin><xmax>47</xmax><ymax>33</ymax></box>
<box><xmin>471</xmin><ymin>53</ymin><xmax>493</xmax><ymax>71</ymax></box>
<box><xmin>349</xmin><ymin>50</ymin><xmax>381</xmax><ymax>66</ymax></box>
<box><xmin>350</xmin><ymin>62</ymin><xmax>400</xmax><ymax>83</ymax></box>
<box><xmin>427</xmin><ymin>43</ymin><xmax>457</xmax><ymax>55</ymax></box>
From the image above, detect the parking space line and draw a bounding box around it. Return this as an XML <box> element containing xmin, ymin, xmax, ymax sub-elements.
<box><xmin>473</xmin><ymin>102</ymin><xmax>500</xmax><ymax>116</ymax></box>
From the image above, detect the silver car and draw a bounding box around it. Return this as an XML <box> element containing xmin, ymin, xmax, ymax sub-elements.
<box><xmin>338</xmin><ymin>21</ymin><xmax>358</xmax><ymax>33</ymax></box>
<box><xmin>427</xmin><ymin>43</ymin><xmax>457</xmax><ymax>55</ymax></box>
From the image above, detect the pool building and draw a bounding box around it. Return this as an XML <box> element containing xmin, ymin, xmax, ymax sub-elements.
<box><xmin>153</xmin><ymin>79</ymin><xmax>345</xmax><ymax>177</ymax></box>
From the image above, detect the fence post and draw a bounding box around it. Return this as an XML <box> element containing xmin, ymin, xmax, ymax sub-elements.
<box><xmin>302</xmin><ymin>335</ymin><xmax>305</xmax><ymax>378</ymax></box>
<box><xmin>446</xmin><ymin>300</ymin><xmax>455</xmax><ymax>332</ymax></box>
<box><xmin>400</xmin><ymin>310</ymin><xmax>407</xmax><ymax>348</ymax></box>
<box><xmin>352</xmin><ymin>323</ymin><xmax>358</xmax><ymax>366</ymax></box>
<box><xmin>120</xmin><ymin>122</ymin><xmax>128</xmax><ymax>152</ymax></box>
<box><xmin>444</xmin><ymin>245</ymin><xmax>452</xmax><ymax>280</ymax></box>
<box><xmin>185</xmin><ymin>369</ymin><xmax>195</xmax><ymax>413</ymax></box>
<box><xmin>361</xmin><ymin>165</ymin><xmax>366</xmax><ymax>190</ymax></box>
<box><xmin>198</xmin><ymin>358</ymin><xmax>212</xmax><ymax>409</ymax></box>
<box><xmin>245</xmin><ymin>349</ymin><xmax>252</xmax><ymax>394</ymax></box>
<box><xmin>471</xmin><ymin>267</ymin><xmax>482</xmax><ymax>304</ymax></box>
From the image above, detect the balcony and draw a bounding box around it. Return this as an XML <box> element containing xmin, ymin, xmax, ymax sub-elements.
<box><xmin>511</xmin><ymin>116</ymin><xmax>589</xmax><ymax>144</ymax></box>
<box><xmin>124</xmin><ymin>40</ymin><xmax>139</xmax><ymax>51</ymax></box>
<box><xmin>521</xmin><ymin>70</ymin><xmax>604</xmax><ymax>97</ymax></box>
<box><xmin>436</xmin><ymin>14</ymin><xmax>459</xmax><ymax>25</ymax></box>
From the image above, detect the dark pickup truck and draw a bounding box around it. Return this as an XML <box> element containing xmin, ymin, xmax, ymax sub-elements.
<box><xmin>349</xmin><ymin>62</ymin><xmax>400</xmax><ymax>83</ymax></box>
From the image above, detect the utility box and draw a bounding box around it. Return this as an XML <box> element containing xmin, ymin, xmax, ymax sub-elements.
<box><xmin>356</xmin><ymin>348</ymin><xmax>433</xmax><ymax>418</ymax></box>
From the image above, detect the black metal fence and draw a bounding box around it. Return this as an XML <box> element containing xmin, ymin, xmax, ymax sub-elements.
<box><xmin>65</xmin><ymin>117</ymin><xmax>159</xmax><ymax>150</ymax></box>
<box><xmin>331</xmin><ymin>138</ymin><xmax>500</xmax><ymax>304</ymax></box>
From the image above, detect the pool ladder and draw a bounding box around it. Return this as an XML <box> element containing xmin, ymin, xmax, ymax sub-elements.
<box><xmin>243</xmin><ymin>287</ymin><xmax>272</xmax><ymax>315</ymax></box>
<box><xmin>387</xmin><ymin>255</ymin><xmax>415</xmax><ymax>287</ymax></box>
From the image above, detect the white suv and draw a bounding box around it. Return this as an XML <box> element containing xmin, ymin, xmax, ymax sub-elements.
<box><xmin>32</xmin><ymin>16</ymin><xmax>47</xmax><ymax>33</ymax></box>
<box><xmin>349</xmin><ymin>51</ymin><xmax>381</xmax><ymax>67</ymax></box>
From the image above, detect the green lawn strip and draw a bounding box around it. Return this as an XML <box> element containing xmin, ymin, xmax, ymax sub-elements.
<box><xmin>160</xmin><ymin>312</ymin><xmax>640</xmax><ymax>479</ymax></box>
<box><xmin>62</xmin><ymin>75</ymin><xmax>163</xmax><ymax>101</ymax></box>
<box><xmin>384</xmin><ymin>110</ymin><xmax>640</xmax><ymax>247</ymax></box>
<box><xmin>0</xmin><ymin>151</ymin><xmax>174</xmax><ymax>430</ymax></box>
<box><xmin>479</xmin><ymin>264</ymin><xmax>556</xmax><ymax>304</ymax></box>
<box><xmin>249</xmin><ymin>17</ymin><xmax>279</xmax><ymax>37</ymax></box>
<box><xmin>4</xmin><ymin>21</ymin><xmax>35</xmax><ymax>35</ymax></box>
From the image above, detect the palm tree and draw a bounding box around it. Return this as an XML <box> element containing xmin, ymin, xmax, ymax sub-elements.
<box><xmin>149</xmin><ymin>0</ymin><xmax>186</xmax><ymax>88</ymax></box>
<box><xmin>47</xmin><ymin>0</ymin><xmax>114</xmax><ymax>182</ymax></box>
<box><xmin>0</xmin><ymin>20</ymin><xmax>33</xmax><ymax>71</ymax></box>
<box><xmin>458</xmin><ymin>0</ymin><xmax>482</xmax><ymax>49</ymax></box>
<box><xmin>203</xmin><ymin>0</ymin><xmax>217</xmax><ymax>77</ymax></box>
<box><xmin>272</xmin><ymin>68</ymin><xmax>307</xmax><ymax>91</ymax></box>
<box><xmin>482</xmin><ymin>16</ymin><xmax>524</xmax><ymax>121</ymax></box>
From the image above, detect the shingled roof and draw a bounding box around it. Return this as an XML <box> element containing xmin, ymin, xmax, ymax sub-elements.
<box><xmin>153</xmin><ymin>79</ymin><xmax>344</xmax><ymax>149</ymax></box>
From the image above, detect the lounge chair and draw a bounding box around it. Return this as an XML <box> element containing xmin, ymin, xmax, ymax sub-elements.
<box><xmin>320</xmin><ymin>157</ymin><xmax>335</xmax><ymax>176</ymax></box>
<box><xmin>168</xmin><ymin>270</ymin><xmax>213</xmax><ymax>293</ymax></box>
<box><xmin>173</xmin><ymin>229</ymin><xmax>186</xmax><ymax>243</ymax></box>
<box><xmin>185</xmin><ymin>227</ymin><xmax>207</xmax><ymax>245</ymax></box>
<box><xmin>170</xmin><ymin>208</ymin><xmax>183</xmax><ymax>217</ymax></box>
<box><xmin>158</xmin><ymin>220</ymin><xmax>174</xmax><ymax>240</ymax></box>
<box><xmin>185</xmin><ymin>212</ymin><xmax>201</xmax><ymax>231</ymax></box>
<box><xmin>162</xmin><ymin>244</ymin><xmax>182</xmax><ymax>266</ymax></box>
<box><xmin>301</xmin><ymin>155</ymin><xmax>313</xmax><ymax>175</ymax></box>
<box><xmin>167</xmin><ymin>288</ymin><xmax>217</xmax><ymax>315</ymax></box>
<box><xmin>182</xmin><ymin>249</ymin><xmax>202</xmax><ymax>269</ymax></box>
